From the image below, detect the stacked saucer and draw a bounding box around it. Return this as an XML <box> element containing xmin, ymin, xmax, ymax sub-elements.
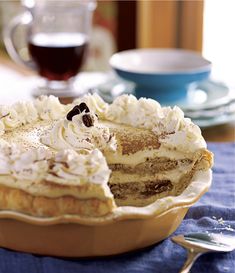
<box><xmin>178</xmin><ymin>80</ymin><xmax>235</xmax><ymax>127</ymax></box>
<box><xmin>97</xmin><ymin>77</ymin><xmax>235</xmax><ymax>128</ymax></box>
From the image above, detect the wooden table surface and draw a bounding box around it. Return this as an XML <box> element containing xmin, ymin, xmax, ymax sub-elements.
<box><xmin>0</xmin><ymin>53</ymin><xmax>234</xmax><ymax>142</ymax></box>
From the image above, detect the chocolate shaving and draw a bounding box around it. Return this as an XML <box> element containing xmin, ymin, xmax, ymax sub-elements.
<box><xmin>48</xmin><ymin>171</ymin><xmax>61</xmax><ymax>178</ymax></box>
<box><xmin>66</xmin><ymin>103</ymin><xmax>90</xmax><ymax>121</ymax></box>
<box><xmin>0</xmin><ymin>113</ymin><xmax>10</xmax><ymax>120</ymax></box>
<box><xmin>66</xmin><ymin>106</ymin><xmax>80</xmax><ymax>121</ymax></box>
<box><xmin>107</xmin><ymin>133</ymin><xmax>114</xmax><ymax>143</ymax></box>
<box><xmin>78</xmin><ymin>102</ymin><xmax>90</xmax><ymax>113</ymax></box>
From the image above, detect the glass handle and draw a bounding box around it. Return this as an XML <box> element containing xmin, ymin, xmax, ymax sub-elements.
<box><xmin>3</xmin><ymin>11</ymin><xmax>35</xmax><ymax>70</ymax></box>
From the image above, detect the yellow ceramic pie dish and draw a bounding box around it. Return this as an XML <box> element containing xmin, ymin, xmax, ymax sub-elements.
<box><xmin>0</xmin><ymin>169</ymin><xmax>211</xmax><ymax>257</ymax></box>
<box><xmin>0</xmin><ymin>94</ymin><xmax>213</xmax><ymax>256</ymax></box>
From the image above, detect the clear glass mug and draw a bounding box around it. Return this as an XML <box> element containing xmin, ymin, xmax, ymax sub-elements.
<box><xmin>4</xmin><ymin>0</ymin><xmax>96</xmax><ymax>97</ymax></box>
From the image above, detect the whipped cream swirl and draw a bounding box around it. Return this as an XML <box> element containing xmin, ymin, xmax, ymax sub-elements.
<box><xmin>106</xmin><ymin>94</ymin><xmax>184</xmax><ymax>134</ymax></box>
<box><xmin>34</xmin><ymin>95</ymin><xmax>67</xmax><ymax>120</ymax></box>
<box><xmin>0</xmin><ymin>105</ymin><xmax>22</xmax><ymax>131</ymax></box>
<box><xmin>0</xmin><ymin>142</ymin><xmax>111</xmax><ymax>187</ymax></box>
<box><xmin>0</xmin><ymin>143</ymin><xmax>50</xmax><ymax>181</ymax></box>
<box><xmin>0</xmin><ymin>100</ymin><xmax>37</xmax><ymax>134</ymax></box>
<box><xmin>14</xmin><ymin>101</ymin><xmax>38</xmax><ymax>124</ymax></box>
<box><xmin>159</xmin><ymin>117</ymin><xmax>206</xmax><ymax>152</ymax></box>
<box><xmin>41</xmin><ymin>104</ymin><xmax>117</xmax><ymax>152</ymax></box>
<box><xmin>46</xmin><ymin>149</ymin><xmax>111</xmax><ymax>186</ymax></box>
<box><xmin>104</xmin><ymin>94</ymin><xmax>206</xmax><ymax>152</ymax></box>
<box><xmin>0</xmin><ymin>95</ymin><xmax>68</xmax><ymax>135</ymax></box>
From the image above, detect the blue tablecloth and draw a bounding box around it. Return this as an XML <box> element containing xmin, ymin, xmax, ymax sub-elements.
<box><xmin>0</xmin><ymin>143</ymin><xmax>234</xmax><ymax>273</ymax></box>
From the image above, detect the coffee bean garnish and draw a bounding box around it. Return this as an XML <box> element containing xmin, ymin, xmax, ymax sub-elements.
<box><xmin>66</xmin><ymin>103</ymin><xmax>90</xmax><ymax>121</ymax></box>
<box><xmin>66</xmin><ymin>103</ymin><xmax>95</xmax><ymax>127</ymax></box>
<box><xmin>82</xmin><ymin>114</ymin><xmax>94</xmax><ymax>127</ymax></box>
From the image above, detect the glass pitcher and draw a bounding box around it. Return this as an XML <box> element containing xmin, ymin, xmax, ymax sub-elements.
<box><xmin>4</xmin><ymin>0</ymin><xmax>97</xmax><ymax>97</ymax></box>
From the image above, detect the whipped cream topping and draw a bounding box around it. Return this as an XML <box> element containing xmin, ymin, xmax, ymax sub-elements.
<box><xmin>0</xmin><ymin>101</ymin><xmax>38</xmax><ymax>133</ymax></box>
<box><xmin>34</xmin><ymin>95</ymin><xmax>67</xmax><ymax>120</ymax></box>
<box><xmin>46</xmin><ymin>149</ymin><xmax>111</xmax><ymax>186</ymax></box>
<box><xmin>0</xmin><ymin>96</ymin><xmax>66</xmax><ymax>135</ymax></box>
<box><xmin>14</xmin><ymin>101</ymin><xmax>38</xmax><ymax>124</ymax></box>
<box><xmin>72</xmin><ymin>94</ymin><xmax>206</xmax><ymax>152</ymax></box>
<box><xmin>106</xmin><ymin>94</ymin><xmax>184</xmax><ymax>133</ymax></box>
<box><xmin>0</xmin><ymin>102</ymin><xmax>38</xmax><ymax>132</ymax></box>
<box><xmin>0</xmin><ymin>105</ymin><xmax>22</xmax><ymax>131</ymax></box>
<box><xmin>40</xmin><ymin>94</ymin><xmax>205</xmax><ymax>153</ymax></box>
<box><xmin>159</xmin><ymin>117</ymin><xmax>206</xmax><ymax>152</ymax></box>
<box><xmin>0</xmin><ymin>142</ymin><xmax>111</xmax><ymax>187</ymax></box>
<box><xmin>0</xmin><ymin>93</ymin><xmax>206</xmax><ymax>155</ymax></box>
<box><xmin>0</xmin><ymin>143</ymin><xmax>50</xmax><ymax>181</ymax></box>
<box><xmin>41</xmin><ymin>105</ymin><xmax>117</xmax><ymax>153</ymax></box>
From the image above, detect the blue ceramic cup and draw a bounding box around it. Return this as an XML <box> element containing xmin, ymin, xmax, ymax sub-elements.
<box><xmin>110</xmin><ymin>49</ymin><xmax>211</xmax><ymax>103</ymax></box>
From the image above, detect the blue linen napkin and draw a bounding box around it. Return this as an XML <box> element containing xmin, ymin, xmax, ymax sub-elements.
<box><xmin>0</xmin><ymin>143</ymin><xmax>234</xmax><ymax>273</ymax></box>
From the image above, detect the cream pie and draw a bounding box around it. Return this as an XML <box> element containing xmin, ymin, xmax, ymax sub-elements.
<box><xmin>0</xmin><ymin>94</ymin><xmax>213</xmax><ymax>217</ymax></box>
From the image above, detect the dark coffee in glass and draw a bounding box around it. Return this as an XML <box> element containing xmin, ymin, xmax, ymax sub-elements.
<box><xmin>4</xmin><ymin>0</ymin><xmax>96</xmax><ymax>97</ymax></box>
<box><xmin>28</xmin><ymin>33</ymin><xmax>88</xmax><ymax>81</ymax></box>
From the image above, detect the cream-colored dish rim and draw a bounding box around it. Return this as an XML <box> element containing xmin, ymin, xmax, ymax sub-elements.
<box><xmin>0</xmin><ymin>170</ymin><xmax>212</xmax><ymax>226</ymax></box>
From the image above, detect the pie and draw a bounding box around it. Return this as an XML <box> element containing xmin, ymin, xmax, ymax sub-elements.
<box><xmin>0</xmin><ymin>94</ymin><xmax>213</xmax><ymax>218</ymax></box>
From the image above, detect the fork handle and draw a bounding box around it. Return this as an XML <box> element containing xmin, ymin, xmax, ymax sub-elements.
<box><xmin>179</xmin><ymin>250</ymin><xmax>202</xmax><ymax>273</ymax></box>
